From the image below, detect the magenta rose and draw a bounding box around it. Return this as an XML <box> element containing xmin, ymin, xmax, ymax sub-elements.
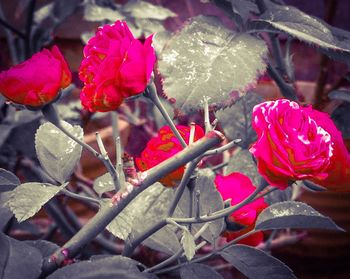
<box><xmin>0</xmin><ymin>46</ymin><xmax>71</xmax><ymax>107</ymax></box>
<box><xmin>250</xmin><ymin>99</ymin><xmax>350</xmax><ymax>191</ymax></box>
<box><xmin>215</xmin><ymin>172</ymin><xmax>267</xmax><ymax>246</ymax></box>
<box><xmin>79</xmin><ymin>20</ymin><xmax>156</xmax><ymax>112</ymax></box>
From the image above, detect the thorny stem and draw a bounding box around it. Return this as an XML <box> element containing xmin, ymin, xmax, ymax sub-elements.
<box><xmin>203</xmin><ymin>96</ymin><xmax>212</xmax><ymax>133</ymax></box>
<box><xmin>123</xmin><ymin>159</ymin><xmax>201</xmax><ymax>257</ymax></box>
<box><xmin>42</xmin><ymin>131</ymin><xmax>224</xmax><ymax>275</ymax></box>
<box><xmin>146</xmin><ymin>82</ymin><xmax>187</xmax><ymax>148</ymax></box>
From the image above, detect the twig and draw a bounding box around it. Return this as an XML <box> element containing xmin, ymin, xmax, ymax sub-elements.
<box><xmin>267</xmin><ymin>63</ymin><xmax>297</xmax><ymax>100</ymax></box>
<box><xmin>24</xmin><ymin>0</ymin><xmax>36</xmax><ymax>58</ymax></box>
<box><xmin>60</xmin><ymin>188</ymin><xmax>100</xmax><ymax>205</ymax></box>
<box><xmin>146</xmin><ymin>82</ymin><xmax>187</xmax><ymax>148</ymax></box>
<box><xmin>204</xmin><ymin>139</ymin><xmax>241</xmax><ymax>156</ymax></box>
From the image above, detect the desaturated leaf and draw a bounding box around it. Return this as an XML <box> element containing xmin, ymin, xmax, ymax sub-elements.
<box><xmin>6</xmin><ymin>182</ymin><xmax>68</xmax><ymax>222</ymax></box>
<box><xmin>93</xmin><ymin>173</ymin><xmax>116</xmax><ymax>197</ymax></box>
<box><xmin>84</xmin><ymin>3</ymin><xmax>125</xmax><ymax>22</ymax></box>
<box><xmin>231</xmin><ymin>0</ymin><xmax>259</xmax><ymax>25</ymax></box>
<box><xmin>216</xmin><ymin>91</ymin><xmax>263</xmax><ymax>148</ymax></box>
<box><xmin>248</xmin><ymin>2</ymin><xmax>350</xmax><ymax>64</ymax></box>
<box><xmin>24</xmin><ymin>240</ymin><xmax>59</xmax><ymax>257</ymax></box>
<box><xmin>81</xmin><ymin>31</ymin><xmax>95</xmax><ymax>44</ymax></box>
<box><xmin>331</xmin><ymin>101</ymin><xmax>350</xmax><ymax>138</ymax></box>
<box><xmin>0</xmin><ymin>232</ymin><xmax>42</xmax><ymax>279</ymax></box>
<box><xmin>101</xmin><ymin>183</ymin><xmax>181</xmax><ymax>255</ymax></box>
<box><xmin>175</xmin><ymin>169</ymin><xmax>225</xmax><ymax>244</ymax></box>
<box><xmin>123</xmin><ymin>0</ymin><xmax>176</xmax><ymax>20</ymax></box>
<box><xmin>34</xmin><ymin>2</ymin><xmax>54</xmax><ymax>23</ymax></box>
<box><xmin>0</xmin><ymin>168</ymin><xmax>20</xmax><ymax>192</ymax></box>
<box><xmin>158</xmin><ymin>16</ymin><xmax>267</xmax><ymax>114</ymax></box>
<box><xmin>181</xmin><ymin>229</ymin><xmax>196</xmax><ymax>261</ymax></box>
<box><xmin>0</xmin><ymin>192</ymin><xmax>13</xmax><ymax>231</ymax></box>
<box><xmin>264</xmin><ymin>187</ymin><xmax>293</xmax><ymax>205</ymax></box>
<box><xmin>255</xmin><ymin>201</ymin><xmax>344</xmax><ymax>231</ymax></box>
<box><xmin>225</xmin><ymin>149</ymin><xmax>262</xmax><ymax>186</ymax></box>
<box><xmin>328</xmin><ymin>90</ymin><xmax>350</xmax><ymax>103</ymax></box>
<box><xmin>52</xmin><ymin>0</ymin><xmax>80</xmax><ymax>20</ymax></box>
<box><xmin>35</xmin><ymin>121</ymin><xmax>83</xmax><ymax>183</ymax></box>
<box><xmin>47</xmin><ymin>255</ymin><xmax>151</xmax><ymax>279</ymax></box>
<box><xmin>221</xmin><ymin>244</ymin><xmax>297</xmax><ymax>279</ymax></box>
<box><xmin>180</xmin><ymin>263</ymin><xmax>224</xmax><ymax>279</ymax></box>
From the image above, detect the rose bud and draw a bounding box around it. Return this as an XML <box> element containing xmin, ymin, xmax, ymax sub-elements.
<box><xmin>0</xmin><ymin>46</ymin><xmax>71</xmax><ymax>108</ymax></box>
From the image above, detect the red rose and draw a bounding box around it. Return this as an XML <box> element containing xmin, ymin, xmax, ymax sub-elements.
<box><xmin>0</xmin><ymin>46</ymin><xmax>71</xmax><ymax>107</ymax></box>
<box><xmin>250</xmin><ymin>99</ymin><xmax>350</xmax><ymax>191</ymax></box>
<box><xmin>215</xmin><ymin>172</ymin><xmax>267</xmax><ymax>246</ymax></box>
<box><xmin>79</xmin><ymin>20</ymin><xmax>156</xmax><ymax>112</ymax></box>
<box><xmin>136</xmin><ymin>125</ymin><xmax>205</xmax><ymax>187</ymax></box>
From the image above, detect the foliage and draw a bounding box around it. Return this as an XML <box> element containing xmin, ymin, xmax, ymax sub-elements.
<box><xmin>0</xmin><ymin>0</ymin><xmax>349</xmax><ymax>278</ymax></box>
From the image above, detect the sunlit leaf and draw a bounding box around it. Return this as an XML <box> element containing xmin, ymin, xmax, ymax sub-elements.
<box><xmin>35</xmin><ymin>121</ymin><xmax>83</xmax><ymax>183</ymax></box>
<box><xmin>181</xmin><ymin>229</ymin><xmax>196</xmax><ymax>261</ymax></box>
<box><xmin>123</xmin><ymin>0</ymin><xmax>176</xmax><ymax>20</ymax></box>
<box><xmin>158</xmin><ymin>15</ymin><xmax>267</xmax><ymax>114</ymax></box>
<box><xmin>6</xmin><ymin>182</ymin><xmax>68</xmax><ymax>222</ymax></box>
<box><xmin>93</xmin><ymin>173</ymin><xmax>116</xmax><ymax>197</ymax></box>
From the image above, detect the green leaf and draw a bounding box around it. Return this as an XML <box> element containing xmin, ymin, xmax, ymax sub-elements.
<box><xmin>84</xmin><ymin>3</ymin><xmax>125</xmax><ymax>22</ymax></box>
<box><xmin>181</xmin><ymin>229</ymin><xmax>196</xmax><ymax>261</ymax></box>
<box><xmin>47</xmin><ymin>255</ymin><xmax>152</xmax><ymax>279</ymax></box>
<box><xmin>255</xmin><ymin>201</ymin><xmax>344</xmax><ymax>231</ymax></box>
<box><xmin>0</xmin><ymin>232</ymin><xmax>42</xmax><ymax>279</ymax></box>
<box><xmin>216</xmin><ymin>91</ymin><xmax>263</xmax><ymax>148</ymax></box>
<box><xmin>158</xmin><ymin>15</ymin><xmax>267</xmax><ymax>114</ymax></box>
<box><xmin>123</xmin><ymin>0</ymin><xmax>176</xmax><ymax>20</ymax></box>
<box><xmin>221</xmin><ymin>244</ymin><xmax>297</xmax><ymax>279</ymax></box>
<box><xmin>100</xmin><ymin>183</ymin><xmax>181</xmax><ymax>255</ymax></box>
<box><xmin>180</xmin><ymin>263</ymin><xmax>224</xmax><ymax>279</ymax></box>
<box><xmin>175</xmin><ymin>169</ymin><xmax>225</xmax><ymax>244</ymax></box>
<box><xmin>35</xmin><ymin>121</ymin><xmax>83</xmax><ymax>183</ymax></box>
<box><xmin>93</xmin><ymin>173</ymin><xmax>116</xmax><ymax>197</ymax></box>
<box><xmin>0</xmin><ymin>168</ymin><xmax>20</xmax><ymax>192</ymax></box>
<box><xmin>225</xmin><ymin>149</ymin><xmax>262</xmax><ymax>186</ymax></box>
<box><xmin>248</xmin><ymin>2</ymin><xmax>350</xmax><ymax>65</ymax></box>
<box><xmin>6</xmin><ymin>182</ymin><xmax>68</xmax><ymax>222</ymax></box>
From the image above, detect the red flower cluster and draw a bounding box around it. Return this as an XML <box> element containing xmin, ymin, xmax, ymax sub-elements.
<box><xmin>215</xmin><ymin>173</ymin><xmax>267</xmax><ymax>246</ymax></box>
<box><xmin>0</xmin><ymin>46</ymin><xmax>71</xmax><ymax>107</ymax></box>
<box><xmin>136</xmin><ymin>125</ymin><xmax>205</xmax><ymax>187</ymax></box>
<box><xmin>250</xmin><ymin>99</ymin><xmax>350</xmax><ymax>191</ymax></box>
<box><xmin>79</xmin><ymin>20</ymin><xmax>156</xmax><ymax>112</ymax></box>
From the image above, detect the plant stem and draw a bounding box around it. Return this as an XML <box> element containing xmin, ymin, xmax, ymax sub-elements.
<box><xmin>146</xmin><ymin>82</ymin><xmax>187</xmax><ymax>148</ymax></box>
<box><xmin>204</xmin><ymin>139</ymin><xmax>241</xmax><ymax>156</ymax></box>
<box><xmin>169</xmin><ymin>182</ymin><xmax>268</xmax><ymax>224</ymax></box>
<box><xmin>267</xmin><ymin>63</ymin><xmax>297</xmax><ymax>101</ymax></box>
<box><xmin>25</xmin><ymin>0</ymin><xmax>36</xmax><ymax>58</ymax></box>
<box><xmin>42</xmin><ymin>131</ymin><xmax>224</xmax><ymax>275</ymax></box>
<box><xmin>203</xmin><ymin>96</ymin><xmax>212</xmax><ymax>133</ymax></box>
<box><xmin>60</xmin><ymin>188</ymin><xmax>100</xmax><ymax>205</ymax></box>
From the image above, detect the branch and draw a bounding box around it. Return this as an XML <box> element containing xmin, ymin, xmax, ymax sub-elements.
<box><xmin>41</xmin><ymin>130</ymin><xmax>224</xmax><ymax>275</ymax></box>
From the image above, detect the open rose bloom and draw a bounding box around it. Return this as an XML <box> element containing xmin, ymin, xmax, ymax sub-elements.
<box><xmin>215</xmin><ymin>173</ymin><xmax>268</xmax><ymax>246</ymax></box>
<box><xmin>79</xmin><ymin>20</ymin><xmax>156</xmax><ymax>112</ymax></box>
<box><xmin>250</xmin><ymin>99</ymin><xmax>350</xmax><ymax>191</ymax></box>
<box><xmin>0</xmin><ymin>46</ymin><xmax>71</xmax><ymax>107</ymax></box>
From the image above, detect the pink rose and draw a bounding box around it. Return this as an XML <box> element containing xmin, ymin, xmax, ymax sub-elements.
<box><xmin>136</xmin><ymin>125</ymin><xmax>205</xmax><ymax>187</ymax></box>
<box><xmin>79</xmin><ymin>20</ymin><xmax>156</xmax><ymax>112</ymax></box>
<box><xmin>0</xmin><ymin>46</ymin><xmax>71</xmax><ymax>107</ymax></box>
<box><xmin>215</xmin><ymin>172</ymin><xmax>267</xmax><ymax>246</ymax></box>
<box><xmin>250</xmin><ymin>99</ymin><xmax>350</xmax><ymax>191</ymax></box>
